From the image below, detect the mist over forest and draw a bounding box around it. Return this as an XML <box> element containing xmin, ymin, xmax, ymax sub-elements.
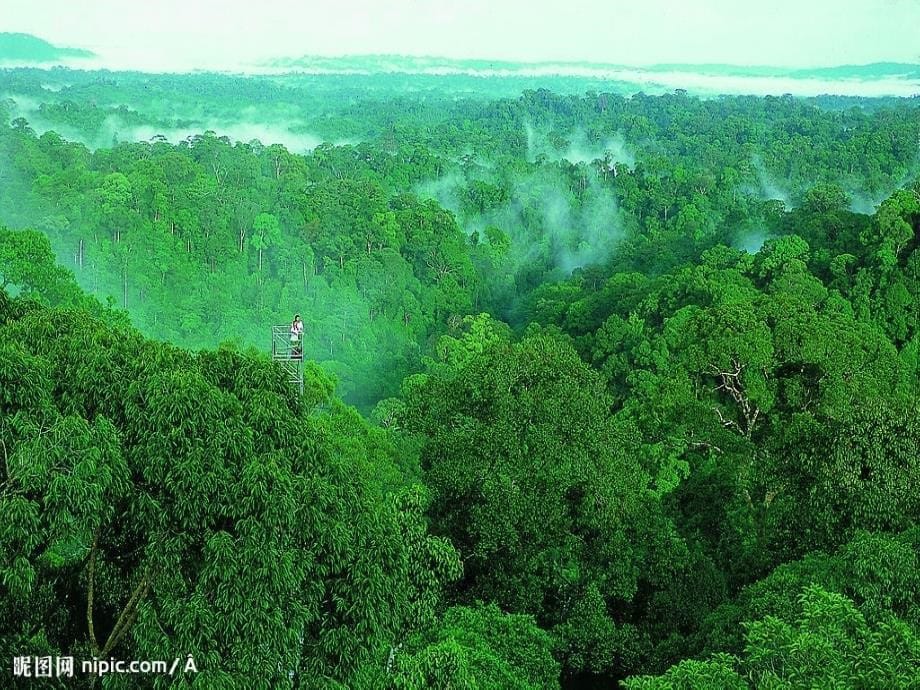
<box><xmin>1</xmin><ymin>19</ymin><xmax>920</xmax><ymax>690</ymax></box>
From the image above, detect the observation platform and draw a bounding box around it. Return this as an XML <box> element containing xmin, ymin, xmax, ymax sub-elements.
<box><xmin>271</xmin><ymin>325</ymin><xmax>304</xmax><ymax>395</ymax></box>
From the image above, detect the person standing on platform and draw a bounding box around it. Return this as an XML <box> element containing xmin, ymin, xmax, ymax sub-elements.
<box><xmin>290</xmin><ymin>314</ymin><xmax>304</xmax><ymax>359</ymax></box>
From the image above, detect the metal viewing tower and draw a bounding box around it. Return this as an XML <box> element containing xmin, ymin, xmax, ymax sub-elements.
<box><xmin>271</xmin><ymin>325</ymin><xmax>304</xmax><ymax>395</ymax></box>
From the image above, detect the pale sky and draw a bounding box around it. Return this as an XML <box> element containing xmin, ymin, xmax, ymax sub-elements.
<box><xmin>4</xmin><ymin>0</ymin><xmax>920</xmax><ymax>71</ymax></box>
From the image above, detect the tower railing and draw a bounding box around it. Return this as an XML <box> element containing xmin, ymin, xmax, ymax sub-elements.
<box><xmin>271</xmin><ymin>325</ymin><xmax>304</xmax><ymax>395</ymax></box>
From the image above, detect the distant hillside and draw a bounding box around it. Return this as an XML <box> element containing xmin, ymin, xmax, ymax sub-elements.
<box><xmin>266</xmin><ymin>54</ymin><xmax>920</xmax><ymax>82</ymax></box>
<box><xmin>0</xmin><ymin>32</ymin><xmax>94</xmax><ymax>62</ymax></box>
<box><xmin>793</xmin><ymin>62</ymin><xmax>920</xmax><ymax>79</ymax></box>
<box><xmin>648</xmin><ymin>62</ymin><xmax>920</xmax><ymax>79</ymax></box>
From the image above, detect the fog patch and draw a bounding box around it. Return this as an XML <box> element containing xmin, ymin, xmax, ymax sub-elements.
<box><xmin>847</xmin><ymin>191</ymin><xmax>884</xmax><ymax>214</ymax></box>
<box><xmin>1</xmin><ymin>95</ymin><xmax>344</xmax><ymax>154</ymax></box>
<box><xmin>734</xmin><ymin>230</ymin><xmax>769</xmax><ymax>254</ymax></box>
<box><xmin>419</xmin><ymin>165</ymin><xmax>623</xmax><ymax>275</ymax></box>
<box><xmin>415</xmin><ymin>173</ymin><xmax>466</xmax><ymax>218</ymax></box>
<box><xmin>848</xmin><ymin>151</ymin><xmax>920</xmax><ymax>214</ymax></box>
<box><xmin>108</xmin><ymin>119</ymin><xmax>328</xmax><ymax>153</ymax></box>
<box><xmin>525</xmin><ymin>124</ymin><xmax>635</xmax><ymax>172</ymax></box>
<box><xmin>1</xmin><ymin>93</ymin><xmax>44</xmax><ymax>116</ymax></box>
<box><xmin>750</xmin><ymin>155</ymin><xmax>793</xmax><ymax>207</ymax></box>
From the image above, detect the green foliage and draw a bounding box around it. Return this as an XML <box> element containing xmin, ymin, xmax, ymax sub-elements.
<box><xmin>3</xmin><ymin>74</ymin><xmax>919</xmax><ymax>408</ymax></box>
<box><xmin>622</xmin><ymin>654</ymin><xmax>745</xmax><ymax>690</ymax></box>
<box><xmin>390</xmin><ymin>604</ymin><xmax>560</xmax><ymax>689</ymax></box>
<box><xmin>765</xmin><ymin>402</ymin><xmax>920</xmax><ymax>553</ymax></box>
<box><xmin>626</xmin><ymin>586</ymin><xmax>920</xmax><ymax>689</ymax></box>
<box><xmin>743</xmin><ymin>586</ymin><xmax>919</xmax><ymax>688</ymax></box>
<box><xmin>694</xmin><ymin>529</ymin><xmax>920</xmax><ymax>658</ymax></box>
<box><xmin>1</xmin><ymin>71</ymin><xmax>919</xmax><ymax>688</ymax></box>
<box><xmin>1</xmin><ymin>127</ymin><xmax>478</xmax><ymax>410</ymax></box>
<box><xmin>399</xmin><ymin>318</ymin><xmax>679</xmax><ymax>678</ymax></box>
<box><xmin>0</xmin><ymin>294</ymin><xmax>461</xmax><ymax>688</ymax></box>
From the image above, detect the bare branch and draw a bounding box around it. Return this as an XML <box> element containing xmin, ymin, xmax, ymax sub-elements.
<box><xmin>87</xmin><ymin>535</ymin><xmax>154</xmax><ymax>658</ymax></box>
<box><xmin>708</xmin><ymin>359</ymin><xmax>761</xmax><ymax>438</ymax></box>
<box><xmin>100</xmin><ymin>571</ymin><xmax>151</xmax><ymax>657</ymax></box>
<box><xmin>86</xmin><ymin>534</ymin><xmax>99</xmax><ymax>654</ymax></box>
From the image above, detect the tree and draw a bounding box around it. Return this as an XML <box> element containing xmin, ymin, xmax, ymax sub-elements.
<box><xmin>625</xmin><ymin>586</ymin><xmax>920</xmax><ymax>689</ymax></box>
<box><xmin>862</xmin><ymin>190</ymin><xmax>919</xmax><ymax>266</ymax></box>
<box><xmin>801</xmin><ymin>182</ymin><xmax>850</xmax><ymax>214</ymax></box>
<box><xmin>765</xmin><ymin>401</ymin><xmax>920</xmax><ymax>553</ymax></box>
<box><xmin>251</xmin><ymin>212</ymin><xmax>281</xmax><ymax>274</ymax></box>
<box><xmin>97</xmin><ymin>172</ymin><xmax>134</xmax><ymax>243</ymax></box>
<box><xmin>0</xmin><ymin>227</ymin><xmax>112</xmax><ymax>316</ymax></box>
<box><xmin>0</xmin><ymin>295</ymin><xmax>462</xmax><ymax>688</ymax></box>
<box><xmin>693</xmin><ymin>529</ymin><xmax>920</xmax><ymax>659</ymax></box>
<box><xmin>389</xmin><ymin>604</ymin><xmax>560</xmax><ymax>689</ymax></box>
<box><xmin>400</xmin><ymin>319</ymin><xmax>676</xmax><ymax>679</ymax></box>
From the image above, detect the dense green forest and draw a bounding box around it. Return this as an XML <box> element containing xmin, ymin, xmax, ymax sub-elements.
<box><xmin>3</xmin><ymin>70</ymin><xmax>919</xmax><ymax>408</ymax></box>
<box><xmin>1</xmin><ymin>63</ymin><xmax>919</xmax><ymax>688</ymax></box>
